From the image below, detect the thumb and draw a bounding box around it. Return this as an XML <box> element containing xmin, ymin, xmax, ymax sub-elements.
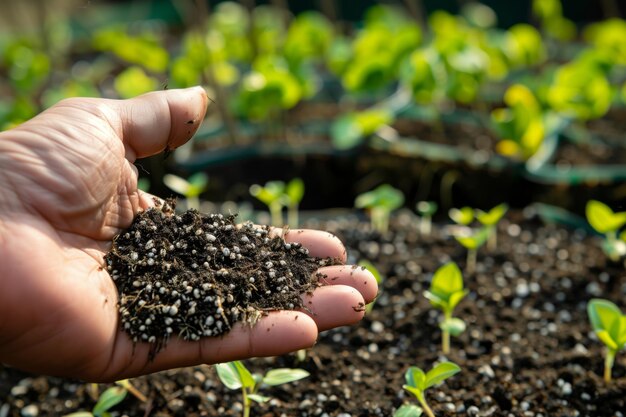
<box><xmin>113</xmin><ymin>86</ymin><xmax>209</xmax><ymax>161</ymax></box>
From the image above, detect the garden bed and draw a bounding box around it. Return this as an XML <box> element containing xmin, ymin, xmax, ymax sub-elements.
<box><xmin>2</xmin><ymin>209</ymin><xmax>625</xmax><ymax>416</ymax></box>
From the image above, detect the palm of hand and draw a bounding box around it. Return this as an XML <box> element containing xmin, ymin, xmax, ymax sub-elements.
<box><xmin>0</xmin><ymin>89</ymin><xmax>376</xmax><ymax>382</ymax></box>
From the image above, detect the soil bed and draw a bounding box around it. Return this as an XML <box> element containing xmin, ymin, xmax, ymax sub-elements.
<box><xmin>2</xmin><ymin>210</ymin><xmax>626</xmax><ymax>416</ymax></box>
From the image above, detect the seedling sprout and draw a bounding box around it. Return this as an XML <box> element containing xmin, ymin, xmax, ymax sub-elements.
<box><xmin>587</xmin><ymin>299</ymin><xmax>626</xmax><ymax>383</ymax></box>
<box><xmin>475</xmin><ymin>203</ymin><xmax>508</xmax><ymax>251</ymax></box>
<box><xmin>355</xmin><ymin>184</ymin><xmax>405</xmax><ymax>233</ymax></box>
<box><xmin>249</xmin><ymin>181</ymin><xmax>287</xmax><ymax>227</ymax></box>
<box><xmin>216</xmin><ymin>360</ymin><xmax>309</xmax><ymax>417</ymax></box>
<box><xmin>63</xmin><ymin>386</ymin><xmax>127</xmax><ymax>417</ymax></box>
<box><xmin>284</xmin><ymin>178</ymin><xmax>304</xmax><ymax>228</ymax></box>
<box><xmin>424</xmin><ymin>263</ymin><xmax>468</xmax><ymax>354</ymax></box>
<box><xmin>453</xmin><ymin>227</ymin><xmax>489</xmax><ymax>275</ymax></box>
<box><xmin>416</xmin><ymin>201</ymin><xmax>438</xmax><ymax>236</ymax></box>
<box><xmin>448</xmin><ymin>207</ymin><xmax>473</xmax><ymax>226</ymax></box>
<box><xmin>358</xmin><ymin>259</ymin><xmax>384</xmax><ymax>313</ymax></box>
<box><xmin>586</xmin><ymin>200</ymin><xmax>626</xmax><ymax>262</ymax></box>
<box><xmin>163</xmin><ymin>172</ymin><xmax>208</xmax><ymax>211</ymax></box>
<box><xmin>399</xmin><ymin>362</ymin><xmax>461</xmax><ymax>417</ymax></box>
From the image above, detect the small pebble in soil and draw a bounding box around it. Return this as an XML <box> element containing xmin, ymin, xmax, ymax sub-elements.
<box><xmin>105</xmin><ymin>200</ymin><xmax>340</xmax><ymax>353</ymax></box>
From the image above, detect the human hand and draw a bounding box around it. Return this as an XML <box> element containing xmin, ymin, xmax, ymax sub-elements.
<box><xmin>0</xmin><ymin>88</ymin><xmax>377</xmax><ymax>382</ymax></box>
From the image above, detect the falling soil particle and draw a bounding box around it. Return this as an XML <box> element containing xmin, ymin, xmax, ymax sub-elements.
<box><xmin>104</xmin><ymin>199</ymin><xmax>340</xmax><ymax>355</ymax></box>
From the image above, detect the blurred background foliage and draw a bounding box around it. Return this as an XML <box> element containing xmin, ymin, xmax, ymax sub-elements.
<box><xmin>1</xmin><ymin>0</ymin><xmax>626</xmax><ymax>212</ymax></box>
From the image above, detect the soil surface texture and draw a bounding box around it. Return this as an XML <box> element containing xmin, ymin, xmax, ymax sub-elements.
<box><xmin>105</xmin><ymin>200</ymin><xmax>338</xmax><ymax>353</ymax></box>
<box><xmin>2</xmin><ymin>209</ymin><xmax>626</xmax><ymax>417</ymax></box>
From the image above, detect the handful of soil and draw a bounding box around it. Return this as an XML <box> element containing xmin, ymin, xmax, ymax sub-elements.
<box><xmin>105</xmin><ymin>200</ymin><xmax>339</xmax><ymax>353</ymax></box>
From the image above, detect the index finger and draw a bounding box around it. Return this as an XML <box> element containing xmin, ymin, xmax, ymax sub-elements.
<box><xmin>272</xmin><ymin>228</ymin><xmax>347</xmax><ymax>263</ymax></box>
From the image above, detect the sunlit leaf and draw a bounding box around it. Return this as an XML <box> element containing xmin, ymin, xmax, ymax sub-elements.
<box><xmin>92</xmin><ymin>387</ymin><xmax>127</xmax><ymax>417</ymax></box>
<box><xmin>263</xmin><ymin>368</ymin><xmax>309</xmax><ymax>386</ymax></box>
<box><xmin>424</xmin><ymin>362</ymin><xmax>461</xmax><ymax>389</ymax></box>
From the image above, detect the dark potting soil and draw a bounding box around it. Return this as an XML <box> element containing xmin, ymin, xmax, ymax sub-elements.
<box><xmin>104</xmin><ymin>200</ymin><xmax>338</xmax><ymax>353</ymax></box>
<box><xmin>2</xmin><ymin>210</ymin><xmax>626</xmax><ymax>416</ymax></box>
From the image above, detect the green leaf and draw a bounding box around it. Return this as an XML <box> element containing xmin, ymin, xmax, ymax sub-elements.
<box><xmin>331</xmin><ymin>114</ymin><xmax>365</xmax><ymax>150</ymax></box>
<box><xmin>587</xmin><ymin>299</ymin><xmax>626</xmax><ymax>351</ymax></box>
<box><xmin>586</xmin><ymin>200</ymin><xmax>626</xmax><ymax>234</ymax></box>
<box><xmin>402</xmin><ymin>385</ymin><xmax>423</xmax><ymax>399</ymax></box>
<box><xmin>424</xmin><ymin>361</ymin><xmax>461</xmax><ymax>389</ymax></box>
<box><xmin>440</xmin><ymin>317</ymin><xmax>467</xmax><ymax>336</ymax></box>
<box><xmin>454</xmin><ymin>227</ymin><xmax>490</xmax><ymax>250</ymax></box>
<box><xmin>250</xmin><ymin>181</ymin><xmax>286</xmax><ymax>206</ymax></box>
<box><xmin>475</xmin><ymin>204</ymin><xmax>508</xmax><ymax>226</ymax></box>
<box><xmin>163</xmin><ymin>174</ymin><xmax>190</xmax><ymax>196</ymax></box>
<box><xmin>449</xmin><ymin>207</ymin><xmax>474</xmax><ymax>225</ymax></box>
<box><xmin>263</xmin><ymin>368</ymin><xmax>310</xmax><ymax>386</ymax></box>
<box><xmin>429</xmin><ymin>262</ymin><xmax>464</xmax><ymax>305</ymax></box>
<box><xmin>404</xmin><ymin>366</ymin><xmax>426</xmax><ymax>390</ymax></box>
<box><xmin>394</xmin><ymin>404</ymin><xmax>424</xmax><ymax>417</ymax></box>
<box><xmin>416</xmin><ymin>201</ymin><xmax>438</xmax><ymax>217</ymax></box>
<box><xmin>92</xmin><ymin>387</ymin><xmax>127</xmax><ymax>417</ymax></box>
<box><xmin>285</xmin><ymin>178</ymin><xmax>305</xmax><ymax>205</ymax></box>
<box><xmin>596</xmin><ymin>330</ymin><xmax>619</xmax><ymax>351</ymax></box>
<box><xmin>355</xmin><ymin>184</ymin><xmax>405</xmax><ymax>211</ymax></box>
<box><xmin>233</xmin><ymin>361</ymin><xmax>256</xmax><ymax>389</ymax></box>
<box><xmin>215</xmin><ymin>362</ymin><xmax>242</xmax><ymax>390</ymax></box>
<box><xmin>63</xmin><ymin>413</ymin><xmax>94</xmax><ymax>417</ymax></box>
<box><xmin>248</xmin><ymin>394</ymin><xmax>271</xmax><ymax>403</ymax></box>
<box><xmin>358</xmin><ymin>260</ymin><xmax>383</xmax><ymax>284</ymax></box>
<box><xmin>447</xmin><ymin>290</ymin><xmax>469</xmax><ymax>312</ymax></box>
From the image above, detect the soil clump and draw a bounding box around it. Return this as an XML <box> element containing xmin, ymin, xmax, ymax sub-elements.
<box><xmin>104</xmin><ymin>200</ymin><xmax>339</xmax><ymax>353</ymax></box>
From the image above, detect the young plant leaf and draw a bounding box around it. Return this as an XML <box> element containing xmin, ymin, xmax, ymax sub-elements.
<box><xmin>394</xmin><ymin>404</ymin><xmax>424</xmax><ymax>417</ymax></box>
<box><xmin>163</xmin><ymin>174</ymin><xmax>191</xmax><ymax>196</ymax></box>
<box><xmin>404</xmin><ymin>366</ymin><xmax>426</xmax><ymax>391</ymax></box>
<box><xmin>587</xmin><ymin>299</ymin><xmax>626</xmax><ymax>349</ymax></box>
<box><xmin>423</xmin><ymin>361</ymin><xmax>461</xmax><ymax>389</ymax></box>
<box><xmin>454</xmin><ymin>227</ymin><xmax>490</xmax><ymax>250</ymax></box>
<box><xmin>424</xmin><ymin>263</ymin><xmax>467</xmax><ymax>311</ymax></box>
<box><xmin>355</xmin><ymin>184</ymin><xmax>405</xmax><ymax>212</ymax></box>
<box><xmin>475</xmin><ymin>203</ymin><xmax>508</xmax><ymax>226</ymax></box>
<box><xmin>92</xmin><ymin>387</ymin><xmax>127</xmax><ymax>417</ymax></box>
<box><xmin>248</xmin><ymin>394</ymin><xmax>271</xmax><ymax>403</ymax></box>
<box><xmin>250</xmin><ymin>181</ymin><xmax>286</xmax><ymax>206</ymax></box>
<box><xmin>416</xmin><ymin>201</ymin><xmax>438</xmax><ymax>217</ymax></box>
<box><xmin>263</xmin><ymin>368</ymin><xmax>310</xmax><ymax>386</ymax></box>
<box><xmin>449</xmin><ymin>207</ymin><xmax>474</xmax><ymax>225</ymax></box>
<box><xmin>233</xmin><ymin>361</ymin><xmax>256</xmax><ymax>389</ymax></box>
<box><xmin>440</xmin><ymin>317</ymin><xmax>466</xmax><ymax>337</ymax></box>
<box><xmin>586</xmin><ymin>200</ymin><xmax>626</xmax><ymax>234</ymax></box>
<box><xmin>63</xmin><ymin>413</ymin><xmax>94</xmax><ymax>417</ymax></box>
<box><xmin>285</xmin><ymin>178</ymin><xmax>305</xmax><ymax>205</ymax></box>
<box><xmin>215</xmin><ymin>362</ymin><xmax>243</xmax><ymax>390</ymax></box>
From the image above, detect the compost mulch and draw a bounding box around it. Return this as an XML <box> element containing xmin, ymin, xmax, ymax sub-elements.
<box><xmin>2</xmin><ymin>209</ymin><xmax>626</xmax><ymax>417</ymax></box>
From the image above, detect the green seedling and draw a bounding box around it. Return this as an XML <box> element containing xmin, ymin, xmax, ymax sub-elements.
<box><xmin>416</xmin><ymin>201</ymin><xmax>438</xmax><ymax>236</ymax></box>
<box><xmin>249</xmin><ymin>181</ymin><xmax>287</xmax><ymax>227</ymax></box>
<box><xmin>64</xmin><ymin>386</ymin><xmax>127</xmax><ymax>417</ymax></box>
<box><xmin>448</xmin><ymin>207</ymin><xmax>474</xmax><ymax>225</ymax></box>
<box><xmin>491</xmin><ymin>84</ymin><xmax>546</xmax><ymax>161</ymax></box>
<box><xmin>163</xmin><ymin>172</ymin><xmax>209</xmax><ymax>211</ymax></box>
<box><xmin>475</xmin><ymin>203</ymin><xmax>508</xmax><ymax>251</ymax></box>
<box><xmin>453</xmin><ymin>226</ymin><xmax>489</xmax><ymax>275</ymax></box>
<box><xmin>331</xmin><ymin>108</ymin><xmax>394</xmax><ymax>150</ymax></box>
<box><xmin>284</xmin><ymin>178</ymin><xmax>304</xmax><ymax>228</ymax></box>
<box><xmin>358</xmin><ymin>260</ymin><xmax>384</xmax><ymax>313</ymax></box>
<box><xmin>399</xmin><ymin>362</ymin><xmax>461</xmax><ymax>417</ymax></box>
<box><xmin>586</xmin><ymin>200</ymin><xmax>626</xmax><ymax>262</ymax></box>
<box><xmin>355</xmin><ymin>184</ymin><xmax>405</xmax><ymax>234</ymax></box>
<box><xmin>216</xmin><ymin>360</ymin><xmax>309</xmax><ymax>417</ymax></box>
<box><xmin>424</xmin><ymin>263</ymin><xmax>468</xmax><ymax>354</ymax></box>
<box><xmin>587</xmin><ymin>299</ymin><xmax>626</xmax><ymax>383</ymax></box>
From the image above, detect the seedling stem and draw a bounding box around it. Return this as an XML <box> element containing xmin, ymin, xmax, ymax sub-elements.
<box><xmin>605</xmin><ymin>350</ymin><xmax>615</xmax><ymax>383</ymax></box>
<box><xmin>442</xmin><ymin>311</ymin><xmax>452</xmax><ymax>355</ymax></box>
